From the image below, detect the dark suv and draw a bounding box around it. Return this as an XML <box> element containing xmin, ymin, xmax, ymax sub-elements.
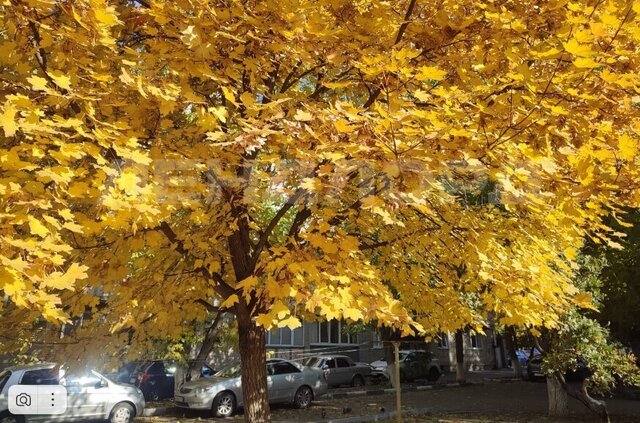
<box><xmin>132</xmin><ymin>360</ymin><xmax>215</xmax><ymax>401</ymax></box>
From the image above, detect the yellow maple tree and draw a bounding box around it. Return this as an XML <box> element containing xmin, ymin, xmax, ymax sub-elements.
<box><xmin>1</xmin><ymin>0</ymin><xmax>640</xmax><ymax>421</ymax></box>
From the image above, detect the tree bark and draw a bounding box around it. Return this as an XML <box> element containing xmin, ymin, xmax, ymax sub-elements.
<box><xmin>547</xmin><ymin>374</ymin><xmax>569</xmax><ymax>417</ymax></box>
<box><xmin>455</xmin><ymin>329</ymin><xmax>466</xmax><ymax>383</ymax></box>
<box><xmin>380</xmin><ymin>326</ymin><xmax>400</xmax><ymax>387</ymax></box>
<box><xmin>188</xmin><ymin>311</ymin><xmax>224</xmax><ymax>381</ymax></box>
<box><xmin>237</xmin><ymin>304</ymin><xmax>270</xmax><ymax>423</ymax></box>
<box><xmin>554</xmin><ymin>372</ymin><xmax>610</xmax><ymax>423</ymax></box>
<box><xmin>503</xmin><ymin>326</ymin><xmax>522</xmax><ymax>378</ymax></box>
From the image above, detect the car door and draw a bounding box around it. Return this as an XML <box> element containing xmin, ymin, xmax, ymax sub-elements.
<box><xmin>323</xmin><ymin>359</ymin><xmax>338</xmax><ymax>386</ymax></box>
<box><xmin>335</xmin><ymin>358</ymin><xmax>353</xmax><ymax>386</ymax></box>
<box><xmin>60</xmin><ymin>371</ymin><xmax>107</xmax><ymax>419</ymax></box>
<box><xmin>269</xmin><ymin>362</ymin><xmax>303</xmax><ymax>403</ymax></box>
<box><xmin>414</xmin><ymin>352</ymin><xmax>429</xmax><ymax>379</ymax></box>
<box><xmin>17</xmin><ymin>368</ymin><xmax>61</xmax><ymax>422</ymax></box>
<box><xmin>403</xmin><ymin>352</ymin><xmax>418</xmax><ymax>379</ymax></box>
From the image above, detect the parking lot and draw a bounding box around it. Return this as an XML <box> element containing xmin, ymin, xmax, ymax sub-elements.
<box><xmin>138</xmin><ymin>380</ymin><xmax>640</xmax><ymax>422</ymax></box>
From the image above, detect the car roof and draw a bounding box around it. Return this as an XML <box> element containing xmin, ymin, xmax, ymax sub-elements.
<box><xmin>2</xmin><ymin>363</ymin><xmax>56</xmax><ymax>373</ymax></box>
<box><xmin>308</xmin><ymin>354</ymin><xmax>349</xmax><ymax>359</ymax></box>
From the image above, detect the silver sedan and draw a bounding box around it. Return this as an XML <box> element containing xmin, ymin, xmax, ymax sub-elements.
<box><xmin>175</xmin><ymin>359</ymin><xmax>327</xmax><ymax>417</ymax></box>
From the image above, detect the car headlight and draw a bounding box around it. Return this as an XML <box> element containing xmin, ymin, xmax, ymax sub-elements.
<box><xmin>196</xmin><ymin>386</ymin><xmax>213</xmax><ymax>394</ymax></box>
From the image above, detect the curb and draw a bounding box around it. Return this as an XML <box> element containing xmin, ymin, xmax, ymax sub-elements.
<box><xmin>282</xmin><ymin>407</ymin><xmax>432</xmax><ymax>423</ymax></box>
<box><xmin>143</xmin><ymin>406</ymin><xmax>177</xmax><ymax>417</ymax></box>
<box><xmin>324</xmin><ymin>381</ymin><xmax>484</xmax><ymax>400</ymax></box>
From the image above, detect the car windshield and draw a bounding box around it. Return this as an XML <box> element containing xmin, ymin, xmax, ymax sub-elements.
<box><xmin>303</xmin><ymin>357</ymin><xmax>322</xmax><ymax>367</ymax></box>
<box><xmin>378</xmin><ymin>353</ymin><xmax>408</xmax><ymax>362</ymax></box>
<box><xmin>215</xmin><ymin>363</ymin><xmax>241</xmax><ymax>378</ymax></box>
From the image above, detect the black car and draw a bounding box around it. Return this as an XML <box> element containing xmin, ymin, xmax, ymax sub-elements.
<box><xmin>132</xmin><ymin>360</ymin><xmax>216</xmax><ymax>401</ymax></box>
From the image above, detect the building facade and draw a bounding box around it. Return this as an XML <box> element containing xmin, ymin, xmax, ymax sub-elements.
<box><xmin>266</xmin><ymin>320</ymin><xmax>505</xmax><ymax>372</ymax></box>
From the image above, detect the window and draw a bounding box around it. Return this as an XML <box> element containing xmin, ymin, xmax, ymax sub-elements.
<box><xmin>470</xmin><ymin>333</ymin><xmax>480</xmax><ymax>349</ymax></box>
<box><xmin>61</xmin><ymin>373</ymin><xmax>101</xmax><ymax>388</ymax></box>
<box><xmin>20</xmin><ymin>369</ymin><xmax>59</xmax><ymax>385</ymax></box>
<box><xmin>271</xmin><ymin>362</ymin><xmax>300</xmax><ymax>375</ymax></box>
<box><xmin>372</xmin><ymin>331</ymin><xmax>383</xmax><ymax>349</ymax></box>
<box><xmin>324</xmin><ymin>358</ymin><xmax>336</xmax><ymax>369</ymax></box>
<box><xmin>317</xmin><ymin>320</ymin><xmax>357</xmax><ymax>344</ymax></box>
<box><xmin>0</xmin><ymin>371</ymin><xmax>11</xmax><ymax>391</ymax></box>
<box><xmin>146</xmin><ymin>362</ymin><xmax>166</xmax><ymax>374</ymax></box>
<box><xmin>336</xmin><ymin>358</ymin><xmax>352</xmax><ymax>368</ymax></box>
<box><xmin>437</xmin><ymin>332</ymin><xmax>449</xmax><ymax>348</ymax></box>
<box><xmin>267</xmin><ymin>326</ymin><xmax>303</xmax><ymax>346</ymax></box>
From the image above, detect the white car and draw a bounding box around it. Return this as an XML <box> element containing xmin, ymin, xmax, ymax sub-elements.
<box><xmin>0</xmin><ymin>363</ymin><xmax>145</xmax><ymax>423</ymax></box>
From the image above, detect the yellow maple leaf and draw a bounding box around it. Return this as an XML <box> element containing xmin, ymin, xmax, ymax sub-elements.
<box><xmin>49</xmin><ymin>71</ymin><xmax>71</xmax><ymax>90</ymax></box>
<box><xmin>618</xmin><ymin>134</ymin><xmax>637</xmax><ymax>161</ymax></box>
<box><xmin>563</xmin><ymin>39</ymin><xmax>594</xmax><ymax>57</ymax></box>
<box><xmin>573</xmin><ymin>57</ymin><xmax>599</xmax><ymax>68</ymax></box>
<box><xmin>334</xmin><ymin>119</ymin><xmax>354</xmax><ymax>133</ymax></box>
<box><xmin>573</xmin><ymin>292</ymin><xmax>597</xmax><ymax>311</ymax></box>
<box><xmin>27</xmin><ymin>76</ymin><xmax>49</xmax><ymax>91</ymax></box>
<box><xmin>0</xmin><ymin>102</ymin><xmax>17</xmax><ymax>137</ymax></box>
<box><xmin>416</xmin><ymin>66</ymin><xmax>447</xmax><ymax>81</ymax></box>
<box><xmin>220</xmin><ymin>294</ymin><xmax>239</xmax><ymax>308</ymax></box>
<box><xmin>28</xmin><ymin>216</ymin><xmax>49</xmax><ymax>238</ymax></box>
<box><xmin>116</xmin><ymin>171</ymin><xmax>141</xmax><ymax>193</ymax></box>
<box><xmin>294</xmin><ymin>109</ymin><xmax>313</xmax><ymax>121</ymax></box>
<box><xmin>277</xmin><ymin>316</ymin><xmax>301</xmax><ymax>329</ymax></box>
<box><xmin>43</xmin><ymin>263</ymin><xmax>88</xmax><ymax>290</ymax></box>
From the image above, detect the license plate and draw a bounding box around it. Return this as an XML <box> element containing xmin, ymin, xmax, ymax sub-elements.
<box><xmin>175</xmin><ymin>396</ymin><xmax>184</xmax><ymax>402</ymax></box>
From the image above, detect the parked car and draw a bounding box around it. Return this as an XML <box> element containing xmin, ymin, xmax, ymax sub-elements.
<box><xmin>0</xmin><ymin>363</ymin><xmax>144</xmax><ymax>423</ymax></box>
<box><xmin>110</xmin><ymin>361</ymin><xmax>145</xmax><ymax>385</ymax></box>
<box><xmin>303</xmin><ymin>355</ymin><xmax>372</xmax><ymax>387</ymax></box>
<box><xmin>175</xmin><ymin>358</ymin><xmax>327</xmax><ymax>417</ymax></box>
<box><xmin>526</xmin><ymin>355</ymin><xmax>544</xmax><ymax>380</ymax></box>
<box><xmin>130</xmin><ymin>360</ymin><xmax>215</xmax><ymax>401</ymax></box>
<box><xmin>370</xmin><ymin>350</ymin><xmax>442</xmax><ymax>382</ymax></box>
<box><xmin>526</xmin><ymin>355</ymin><xmax>592</xmax><ymax>383</ymax></box>
<box><xmin>506</xmin><ymin>349</ymin><xmax>529</xmax><ymax>368</ymax></box>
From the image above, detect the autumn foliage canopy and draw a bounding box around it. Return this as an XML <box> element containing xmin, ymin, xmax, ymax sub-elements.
<box><xmin>1</xmin><ymin>0</ymin><xmax>640</xmax><ymax>366</ymax></box>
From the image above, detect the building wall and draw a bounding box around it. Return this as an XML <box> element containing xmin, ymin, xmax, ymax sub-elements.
<box><xmin>265</xmin><ymin>321</ymin><xmax>502</xmax><ymax>372</ymax></box>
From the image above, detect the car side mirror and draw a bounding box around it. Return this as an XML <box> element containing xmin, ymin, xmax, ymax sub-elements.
<box><xmin>321</xmin><ymin>364</ymin><xmax>329</xmax><ymax>370</ymax></box>
<box><xmin>95</xmin><ymin>379</ymin><xmax>108</xmax><ymax>389</ymax></box>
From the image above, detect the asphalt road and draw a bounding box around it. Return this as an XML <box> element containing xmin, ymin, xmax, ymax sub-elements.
<box><xmin>138</xmin><ymin>380</ymin><xmax>640</xmax><ymax>422</ymax></box>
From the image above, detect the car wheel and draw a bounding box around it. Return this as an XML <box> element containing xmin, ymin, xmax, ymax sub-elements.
<box><xmin>212</xmin><ymin>391</ymin><xmax>236</xmax><ymax>417</ymax></box>
<box><xmin>427</xmin><ymin>367</ymin><xmax>441</xmax><ymax>382</ymax></box>
<box><xmin>0</xmin><ymin>412</ymin><xmax>24</xmax><ymax>423</ymax></box>
<box><xmin>351</xmin><ymin>375</ymin><xmax>365</xmax><ymax>387</ymax></box>
<box><xmin>293</xmin><ymin>385</ymin><xmax>313</xmax><ymax>409</ymax></box>
<box><xmin>109</xmin><ymin>402</ymin><xmax>134</xmax><ymax>423</ymax></box>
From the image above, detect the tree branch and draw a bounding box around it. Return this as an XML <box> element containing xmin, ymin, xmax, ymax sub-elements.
<box><xmin>252</xmin><ymin>188</ymin><xmax>306</xmax><ymax>263</ymax></box>
<box><xmin>364</xmin><ymin>0</ymin><xmax>417</xmax><ymax>108</ymax></box>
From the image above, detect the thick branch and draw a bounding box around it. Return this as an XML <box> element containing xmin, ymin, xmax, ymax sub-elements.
<box><xmin>252</xmin><ymin>188</ymin><xmax>306</xmax><ymax>262</ymax></box>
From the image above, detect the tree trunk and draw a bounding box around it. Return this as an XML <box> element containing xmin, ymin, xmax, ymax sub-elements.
<box><xmin>455</xmin><ymin>329</ymin><xmax>466</xmax><ymax>383</ymax></box>
<box><xmin>503</xmin><ymin>326</ymin><xmax>522</xmax><ymax>378</ymax></box>
<box><xmin>547</xmin><ymin>374</ymin><xmax>569</xmax><ymax>417</ymax></box>
<box><xmin>383</xmin><ymin>343</ymin><xmax>398</xmax><ymax>387</ymax></box>
<box><xmin>555</xmin><ymin>373</ymin><xmax>610</xmax><ymax>423</ymax></box>
<box><xmin>237</xmin><ymin>305</ymin><xmax>270</xmax><ymax>423</ymax></box>
<box><xmin>188</xmin><ymin>311</ymin><xmax>224</xmax><ymax>381</ymax></box>
<box><xmin>380</xmin><ymin>326</ymin><xmax>400</xmax><ymax>387</ymax></box>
